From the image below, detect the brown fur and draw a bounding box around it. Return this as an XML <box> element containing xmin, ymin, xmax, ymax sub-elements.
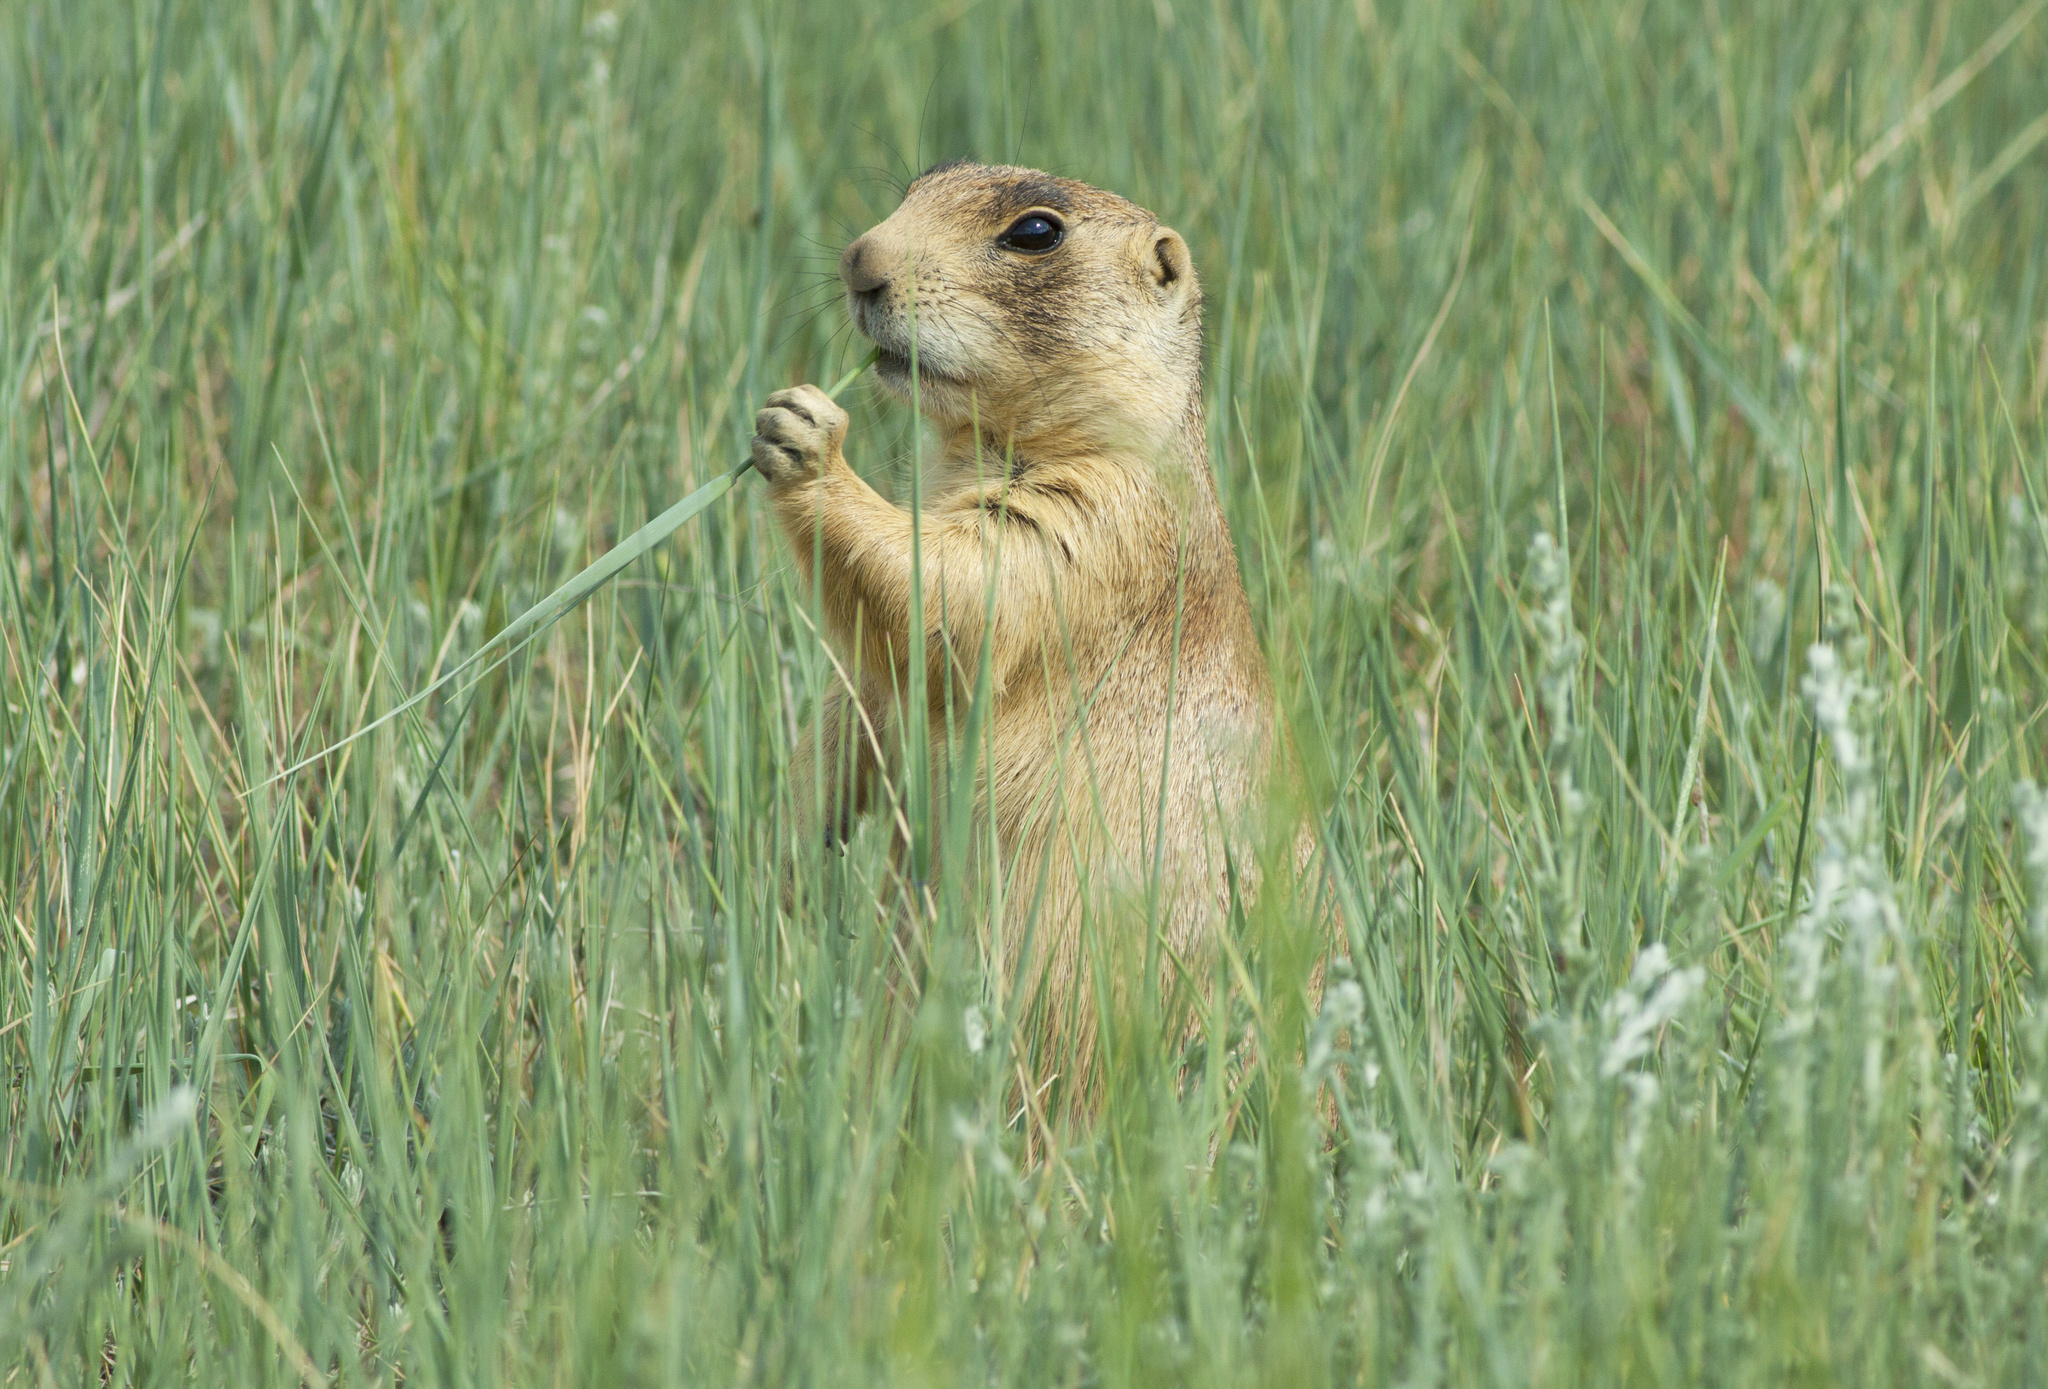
<box><xmin>752</xmin><ymin>163</ymin><xmax>1300</xmax><ymax>1094</ymax></box>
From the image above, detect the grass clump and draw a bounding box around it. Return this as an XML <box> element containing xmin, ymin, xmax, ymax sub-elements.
<box><xmin>5</xmin><ymin>0</ymin><xmax>2048</xmax><ymax>1383</ymax></box>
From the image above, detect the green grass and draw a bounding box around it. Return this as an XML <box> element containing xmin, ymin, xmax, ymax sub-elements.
<box><xmin>5</xmin><ymin>0</ymin><xmax>2048</xmax><ymax>1383</ymax></box>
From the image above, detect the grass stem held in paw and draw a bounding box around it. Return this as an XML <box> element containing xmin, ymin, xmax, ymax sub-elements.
<box><xmin>260</xmin><ymin>351</ymin><xmax>876</xmax><ymax>789</ymax></box>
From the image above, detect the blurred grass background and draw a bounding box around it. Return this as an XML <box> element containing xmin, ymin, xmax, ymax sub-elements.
<box><xmin>5</xmin><ymin>0</ymin><xmax>2048</xmax><ymax>1383</ymax></box>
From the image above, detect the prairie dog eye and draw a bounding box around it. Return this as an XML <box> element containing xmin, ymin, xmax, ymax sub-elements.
<box><xmin>997</xmin><ymin>213</ymin><xmax>1064</xmax><ymax>254</ymax></box>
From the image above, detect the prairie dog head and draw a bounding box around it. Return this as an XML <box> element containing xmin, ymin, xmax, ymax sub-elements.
<box><xmin>839</xmin><ymin>162</ymin><xmax>1202</xmax><ymax>454</ymax></box>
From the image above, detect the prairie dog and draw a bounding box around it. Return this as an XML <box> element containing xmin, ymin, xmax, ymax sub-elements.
<box><xmin>752</xmin><ymin>162</ymin><xmax>1298</xmax><ymax>1082</ymax></box>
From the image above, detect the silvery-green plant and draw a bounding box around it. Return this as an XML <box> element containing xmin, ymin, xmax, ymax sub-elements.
<box><xmin>2017</xmin><ymin>780</ymin><xmax>2048</xmax><ymax>1038</ymax></box>
<box><xmin>1526</xmin><ymin>530</ymin><xmax>1590</xmax><ymax>968</ymax></box>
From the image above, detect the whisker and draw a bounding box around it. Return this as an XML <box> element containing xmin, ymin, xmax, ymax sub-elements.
<box><xmin>771</xmin><ymin>301</ymin><xmax>851</xmax><ymax>356</ymax></box>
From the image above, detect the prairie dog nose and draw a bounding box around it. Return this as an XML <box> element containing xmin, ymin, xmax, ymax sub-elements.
<box><xmin>840</xmin><ymin>237</ymin><xmax>888</xmax><ymax>297</ymax></box>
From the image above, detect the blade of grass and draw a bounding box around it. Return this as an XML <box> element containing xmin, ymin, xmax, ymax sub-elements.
<box><xmin>258</xmin><ymin>352</ymin><xmax>875</xmax><ymax>788</ymax></box>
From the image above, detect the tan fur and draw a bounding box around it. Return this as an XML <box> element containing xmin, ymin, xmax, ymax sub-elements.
<box><xmin>752</xmin><ymin>163</ymin><xmax>1298</xmax><ymax>1092</ymax></box>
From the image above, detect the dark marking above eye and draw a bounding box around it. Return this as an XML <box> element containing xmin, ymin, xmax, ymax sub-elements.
<box><xmin>997</xmin><ymin>178</ymin><xmax>1073</xmax><ymax>215</ymax></box>
<box><xmin>998</xmin><ymin>213</ymin><xmax>1064</xmax><ymax>254</ymax></box>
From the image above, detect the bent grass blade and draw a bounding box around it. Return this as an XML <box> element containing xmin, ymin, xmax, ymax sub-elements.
<box><xmin>258</xmin><ymin>354</ymin><xmax>875</xmax><ymax>791</ymax></box>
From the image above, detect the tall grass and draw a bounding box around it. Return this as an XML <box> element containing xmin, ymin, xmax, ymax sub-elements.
<box><xmin>5</xmin><ymin>0</ymin><xmax>2047</xmax><ymax>1383</ymax></box>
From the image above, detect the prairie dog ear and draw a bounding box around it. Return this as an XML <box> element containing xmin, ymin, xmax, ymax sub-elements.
<box><xmin>1145</xmin><ymin>226</ymin><xmax>1196</xmax><ymax>302</ymax></box>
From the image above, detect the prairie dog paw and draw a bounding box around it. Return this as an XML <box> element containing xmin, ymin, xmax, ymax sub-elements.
<box><xmin>751</xmin><ymin>385</ymin><xmax>850</xmax><ymax>487</ymax></box>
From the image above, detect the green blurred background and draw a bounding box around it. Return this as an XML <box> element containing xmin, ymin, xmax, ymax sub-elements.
<box><xmin>5</xmin><ymin>0</ymin><xmax>2048</xmax><ymax>1383</ymax></box>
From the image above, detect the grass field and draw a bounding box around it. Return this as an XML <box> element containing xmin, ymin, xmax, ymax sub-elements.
<box><xmin>6</xmin><ymin>0</ymin><xmax>2048</xmax><ymax>1383</ymax></box>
